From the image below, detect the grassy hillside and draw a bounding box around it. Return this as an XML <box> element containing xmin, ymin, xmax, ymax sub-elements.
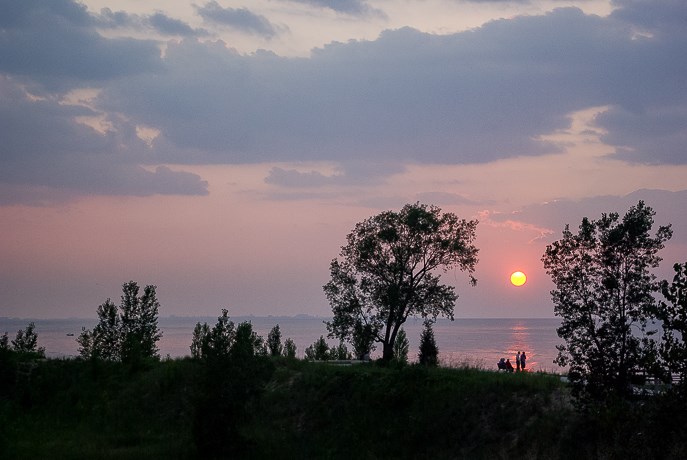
<box><xmin>1</xmin><ymin>354</ymin><xmax>685</xmax><ymax>459</ymax></box>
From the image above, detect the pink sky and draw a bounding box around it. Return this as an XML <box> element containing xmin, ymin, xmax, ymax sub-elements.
<box><xmin>1</xmin><ymin>1</ymin><xmax>686</xmax><ymax>319</ymax></box>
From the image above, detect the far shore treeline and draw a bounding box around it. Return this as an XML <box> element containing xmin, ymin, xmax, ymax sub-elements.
<box><xmin>2</xmin><ymin>201</ymin><xmax>687</xmax><ymax>458</ymax></box>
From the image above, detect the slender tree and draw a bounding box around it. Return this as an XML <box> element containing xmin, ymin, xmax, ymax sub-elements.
<box><xmin>418</xmin><ymin>320</ymin><xmax>439</xmax><ymax>366</ymax></box>
<box><xmin>325</xmin><ymin>202</ymin><xmax>478</xmax><ymax>362</ymax></box>
<box><xmin>267</xmin><ymin>324</ymin><xmax>283</xmax><ymax>357</ymax></box>
<box><xmin>393</xmin><ymin>328</ymin><xmax>410</xmax><ymax>365</ymax></box>
<box><xmin>542</xmin><ymin>201</ymin><xmax>672</xmax><ymax>401</ymax></box>
<box><xmin>120</xmin><ymin>281</ymin><xmax>162</xmax><ymax>365</ymax></box>
<box><xmin>190</xmin><ymin>322</ymin><xmax>211</xmax><ymax>360</ymax></box>
<box><xmin>77</xmin><ymin>281</ymin><xmax>162</xmax><ymax>364</ymax></box>
<box><xmin>78</xmin><ymin>299</ymin><xmax>121</xmax><ymax>361</ymax></box>
<box><xmin>204</xmin><ymin>309</ymin><xmax>235</xmax><ymax>360</ymax></box>
<box><xmin>283</xmin><ymin>338</ymin><xmax>297</xmax><ymax>358</ymax></box>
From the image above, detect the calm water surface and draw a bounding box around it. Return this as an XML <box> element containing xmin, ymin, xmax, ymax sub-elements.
<box><xmin>0</xmin><ymin>316</ymin><xmax>564</xmax><ymax>372</ymax></box>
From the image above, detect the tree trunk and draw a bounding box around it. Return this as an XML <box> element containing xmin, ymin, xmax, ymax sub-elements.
<box><xmin>382</xmin><ymin>341</ymin><xmax>394</xmax><ymax>362</ymax></box>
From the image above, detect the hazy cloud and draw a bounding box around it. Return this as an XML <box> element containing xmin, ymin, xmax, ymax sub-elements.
<box><xmin>494</xmin><ymin>189</ymin><xmax>687</xmax><ymax>247</ymax></box>
<box><xmin>291</xmin><ymin>0</ymin><xmax>386</xmax><ymax>17</ymax></box>
<box><xmin>96</xmin><ymin>8</ymin><xmax>208</xmax><ymax>38</ymax></box>
<box><xmin>415</xmin><ymin>192</ymin><xmax>483</xmax><ymax>206</ymax></box>
<box><xmin>148</xmin><ymin>12</ymin><xmax>207</xmax><ymax>37</ymax></box>
<box><xmin>0</xmin><ymin>76</ymin><xmax>208</xmax><ymax>201</ymax></box>
<box><xmin>265</xmin><ymin>168</ymin><xmax>342</xmax><ymax>187</ymax></box>
<box><xmin>460</xmin><ymin>0</ymin><xmax>529</xmax><ymax>3</ymax></box>
<box><xmin>195</xmin><ymin>2</ymin><xmax>280</xmax><ymax>38</ymax></box>
<box><xmin>265</xmin><ymin>161</ymin><xmax>403</xmax><ymax>188</ymax></box>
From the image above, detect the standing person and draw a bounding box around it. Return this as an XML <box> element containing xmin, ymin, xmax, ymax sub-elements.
<box><xmin>516</xmin><ymin>351</ymin><xmax>521</xmax><ymax>372</ymax></box>
<box><xmin>520</xmin><ymin>351</ymin><xmax>527</xmax><ymax>370</ymax></box>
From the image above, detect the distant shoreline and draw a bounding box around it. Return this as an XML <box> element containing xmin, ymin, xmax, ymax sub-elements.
<box><xmin>0</xmin><ymin>315</ymin><xmax>558</xmax><ymax>322</ymax></box>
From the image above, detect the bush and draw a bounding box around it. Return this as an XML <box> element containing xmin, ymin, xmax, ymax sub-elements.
<box><xmin>418</xmin><ymin>321</ymin><xmax>438</xmax><ymax>367</ymax></box>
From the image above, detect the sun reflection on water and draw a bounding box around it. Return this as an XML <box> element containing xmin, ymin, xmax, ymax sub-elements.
<box><xmin>507</xmin><ymin>322</ymin><xmax>536</xmax><ymax>371</ymax></box>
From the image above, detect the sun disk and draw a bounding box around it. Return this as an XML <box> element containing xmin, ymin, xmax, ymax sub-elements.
<box><xmin>510</xmin><ymin>271</ymin><xmax>527</xmax><ymax>286</ymax></box>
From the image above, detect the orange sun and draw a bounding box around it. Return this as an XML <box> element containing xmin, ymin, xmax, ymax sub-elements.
<box><xmin>510</xmin><ymin>271</ymin><xmax>527</xmax><ymax>287</ymax></box>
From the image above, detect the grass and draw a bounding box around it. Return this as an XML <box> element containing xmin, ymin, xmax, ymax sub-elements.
<box><xmin>1</xmin><ymin>354</ymin><xmax>685</xmax><ymax>459</ymax></box>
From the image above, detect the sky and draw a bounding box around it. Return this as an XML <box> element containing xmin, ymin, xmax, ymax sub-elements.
<box><xmin>1</xmin><ymin>0</ymin><xmax>686</xmax><ymax>319</ymax></box>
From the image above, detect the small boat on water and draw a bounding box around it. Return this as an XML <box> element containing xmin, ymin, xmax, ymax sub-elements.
<box><xmin>66</xmin><ymin>333</ymin><xmax>74</xmax><ymax>336</ymax></box>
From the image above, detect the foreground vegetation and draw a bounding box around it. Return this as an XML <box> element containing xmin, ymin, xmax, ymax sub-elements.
<box><xmin>3</xmin><ymin>199</ymin><xmax>687</xmax><ymax>458</ymax></box>
<box><xmin>1</xmin><ymin>352</ymin><xmax>686</xmax><ymax>459</ymax></box>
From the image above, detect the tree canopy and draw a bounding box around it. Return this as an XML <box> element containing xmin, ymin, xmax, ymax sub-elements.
<box><xmin>542</xmin><ymin>201</ymin><xmax>672</xmax><ymax>401</ymax></box>
<box><xmin>324</xmin><ymin>202</ymin><xmax>478</xmax><ymax>362</ymax></box>
<box><xmin>78</xmin><ymin>281</ymin><xmax>162</xmax><ymax>365</ymax></box>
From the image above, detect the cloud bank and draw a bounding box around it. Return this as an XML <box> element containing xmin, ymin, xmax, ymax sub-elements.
<box><xmin>1</xmin><ymin>0</ymin><xmax>686</xmax><ymax>203</ymax></box>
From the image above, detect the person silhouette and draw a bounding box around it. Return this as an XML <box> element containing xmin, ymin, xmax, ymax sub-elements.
<box><xmin>520</xmin><ymin>351</ymin><xmax>527</xmax><ymax>370</ymax></box>
<box><xmin>516</xmin><ymin>351</ymin><xmax>521</xmax><ymax>372</ymax></box>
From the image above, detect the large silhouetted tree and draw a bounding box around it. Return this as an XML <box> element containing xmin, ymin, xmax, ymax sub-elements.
<box><xmin>542</xmin><ymin>201</ymin><xmax>672</xmax><ymax>401</ymax></box>
<box><xmin>325</xmin><ymin>202</ymin><xmax>478</xmax><ymax>362</ymax></box>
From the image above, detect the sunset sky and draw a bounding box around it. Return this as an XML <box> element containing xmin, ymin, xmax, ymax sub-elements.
<box><xmin>1</xmin><ymin>0</ymin><xmax>686</xmax><ymax>319</ymax></box>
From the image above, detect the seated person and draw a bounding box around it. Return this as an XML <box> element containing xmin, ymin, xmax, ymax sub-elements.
<box><xmin>497</xmin><ymin>358</ymin><xmax>507</xmax><ymax>370</ymax></box>
<box><xmin>505</xmin><ymin>359</ymin><xmax>514</xmax><ymax>372</ymax></box>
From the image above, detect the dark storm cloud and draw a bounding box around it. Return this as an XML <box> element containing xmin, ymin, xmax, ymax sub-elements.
<box><xmin>195</xmin><ymin>2</ymin><xmax>280</xmax><ymax>38</ymax></box>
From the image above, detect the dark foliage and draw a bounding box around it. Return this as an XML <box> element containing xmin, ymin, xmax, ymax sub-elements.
<box><xmin>10</xmin><ymin>323</ymin><xmax>45</xmax><ymax>357</ymax></box>
<box><xmin>418</xmin><ymin>320</ymin><xmax>439</xmax><ymax>366</ymax></box>
<box><xmin>542</xmin><ymin>201</ymin><xmax>672</xmax><ymax>403</ymax></box>
<box><xmin>77</xmin><ymin>281</ymin><xmax>162</xmax><ymax>367</ymax></box>
<box><xmin>304</xmin><ymin>336</ymin><xmax>331</xmax><ymax>361</ymax></box>
<box><xmin>656</xmin><ymin>262</ymin><xmax>687</xmax><ymax>387</ymax></box>
<box><xmin>193</xmin><ymin>343</ymin><xmax>274</xmax><ymax>457</ymax></box>
<box><xmin>266</xmin><ymin>324</ymin><xmax>283</xmax><ymax>357</ymax></box>
<box><xmin>325</xmin><ymin>202</ymin><xmax>478</xmax><ymax>362</ymax></box>
<box><xmin>3</xmin><ymin>355</ymin><xmax>687</xmax><ymax>459</ymax></box>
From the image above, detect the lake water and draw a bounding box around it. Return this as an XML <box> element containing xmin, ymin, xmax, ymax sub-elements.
<box><xmin>0</xmin><ymin>316</ymin><xmax>564</xmax><ymax>373</ymax></box>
